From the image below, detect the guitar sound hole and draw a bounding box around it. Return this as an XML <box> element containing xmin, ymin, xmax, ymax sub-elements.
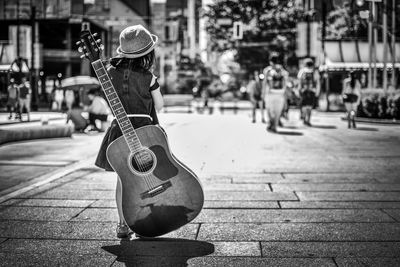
<box><xmin>130</xmin><ymin>149</ymin><xmax>155</xmax><ymax>173</ymax></box>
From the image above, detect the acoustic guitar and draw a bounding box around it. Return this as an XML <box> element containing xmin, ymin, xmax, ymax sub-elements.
<box><xmin>77</xmin><ymin>30</ymin><xmax>204</xmax><ymax>237</ymax></box>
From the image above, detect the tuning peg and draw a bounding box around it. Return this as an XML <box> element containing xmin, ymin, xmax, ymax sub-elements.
<box><xmin>76</xmin><ymin>41</ymin><xmax>81</xmax><ymax>45</ymax></box>
<box><xmin>78</xmin><ymin>47</ymin><xmax>83</xmax><ymax>53</ymax></box>
<box><xmin>96</xmin><ymin>39</ymin><xmax>102</xmax><ymax>44</ymax></box>
<box><xmin>94</xmin><ymin>48</ymin><xmax>98</xmax><ymax>51</ymax></box>
<box><xmin>99</xmin><ymin>44</ymin><xmax>105</xmax><ymax>50</ymax></box>
<box><xmin>93</xmin><ymin>33</ymin><xmax>98</xmax><ymax>37</ymax></box>
<box><xmin>80</xmin><ymin>54</ymin><xmax>86</xmax><ymax>59</ymax></box>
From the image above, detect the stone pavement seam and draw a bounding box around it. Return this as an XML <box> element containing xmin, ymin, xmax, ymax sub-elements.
<box><xmin>0</xmin><ymin>157</ymin><xmax>97</xmax><ymax>203</ymax></box>
<box><xmin>381</xmin><ymin>209</ymin><xmax>399</xmax><ymax>222</ymax></box>
<box><xmin>195</xmin><ymin>223</ymin><xmax>202</xmax><ymax>240</ymax></box>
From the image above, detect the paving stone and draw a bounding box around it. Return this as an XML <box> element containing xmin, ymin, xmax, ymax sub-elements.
<box><xmin>197</xmin><ymin>223</ymin><xmax>400</xmax><ymax>241</ymax></box>
<box><xmin>91</xmin><ymin>199</ymin><xmax>117</xmax><ymax>208</ymax></box>
<box><xmin>205</xmin><ymin>191</ymin><xmax>297</xmax><ymax>201</ymax></box>
<box><xmin>0</xmin><ymin>221</ymin><xmax>116</xmax><ymax>240</ymax></box>
<box><xmin>0</xmin><ymin>220</ymin><xmax>198</xmax><ymax>240</ymax></box>
<box><xmin>0</xmin><ymin>199</ymin><xmax>94</xmax><ymax>208</ymax></box>
<box><xmin>297</xmin><ymin>192</ymin><xmax>400</xmax><ymax>201</ymax></box>
<box><xmin>193</xmin><ymin>209</ymin><xmax>393</xmax><ymax>223</ymax></box>
<box><xmin>283</xmin><ymin>173</ymin><xmax>382</xmax><ymax>181</ymax></box>
<box><xmin>212</xmin><ymin>242</ymin><xmax>260</xmax><ymax>256</ymax></box>
<box><xmin>0</xmin><ymin>165</ymin><xmax>58</xmax><ymax>192</ymax></box>
<box><xmin>0</xmin><ymin>253</ymin><xmax>116</xmax><ymax>267</ymax></box>
<box><xmin>230</xmin><ymin>173</ymin><xmax>283</xmax><ymax>184</ymax></box>
<box><xmin>203</xmin><ymin>201</ymin><xmax>279</xmax><ymax>209</ymax></box>
<box><xmin>55</xmin><ymin>183</ymin><xmax>116</xmax><ymax>191</ymax></box>
<box><xmin>273</xmin><ymin>183</ymin><xmax>400</xmax><ymax>192</ymax></box>
<box><xmin>384</xmin><ymin>209</ymin><xmax>400</xmax><ymax>221</ymax></box>
<box><xmin>280</xmin><ymin>201</ymin><xmax>400</xmax><ymax>209</ymax></box>
<box><xmin>71</xmin><ymin>208</ymin><xmax>118</xmax><ymax>222</ymax></box>
<box><xmin>0</xmin><ymin>206</ymin><xmax>83</xmax><ymax>221</ymax></box>
<box><xmin>0</xmin><ymin>238</ymin><xmax>118</xmax><ymax>256</ymax></box>
<box><xmin>186</xmin><ymin>257</ymin><xmax>336</xmax><ymax>267</ymax></box>
<box><xmin>20</xmin><ymin>188</ymin><xmax>115</xmax><ymax>200</ymax></box>
<box><xmin>0</xmin><ymin>238</ymin><xmax>6</xmax><ymax>244</ymax></box>
<box><xmin>260</xmin><ymin>241</ymin><xmax>400</xmax><ymax>257</ymax></box>
<box><xmin>335</xmin><ymin>257</ymin><xmax>400</xmax><ymax>267</ymax></box>
<box><xmin>203</xmin><ymin>183</ymin><xmax>271</xmax><ymax>191</ymax></box>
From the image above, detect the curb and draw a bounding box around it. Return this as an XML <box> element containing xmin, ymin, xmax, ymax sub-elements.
<box><xmin>0</xmin><ymin>124</ymin><xmax>73</xmax><ymax>145</ymax></box>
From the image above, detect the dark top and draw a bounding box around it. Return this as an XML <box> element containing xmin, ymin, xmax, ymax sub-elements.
<box><xmin>95</xmin><ymin>66</ymin><xmax>160</xmax><ymax>171</ymax></box>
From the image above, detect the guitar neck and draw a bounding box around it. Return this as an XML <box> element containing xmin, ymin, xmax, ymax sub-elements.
<box><xmin>92</xmin><ymin>59</ymin><xmax>142</xmax><ymax>152</ymax></box>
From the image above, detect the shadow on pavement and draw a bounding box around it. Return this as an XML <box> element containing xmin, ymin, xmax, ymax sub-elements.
<box><xmin>309</xmin><ymin>125</ymin><xmax>337</xmax><ymax>129</ymax></box>
<box><xmin>102</xmin><ymin>238</ymin><xmax>214</xmax><ymax>266</ymax></box>
<box><xmin>276</xmin><ymin>131</ymin><xmax>303</xmax><ymax>136</ymax></box>
<box><xmin>354</xmin><ymin>127</ymin><xmax>379</xmax><ymax>131</ymax></box>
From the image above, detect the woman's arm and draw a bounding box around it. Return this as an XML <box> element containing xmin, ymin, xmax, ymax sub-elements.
<box><xmin>151</xmin><ymin>88</ymin><xmax>164</xmax><ymax>112</ymax></box>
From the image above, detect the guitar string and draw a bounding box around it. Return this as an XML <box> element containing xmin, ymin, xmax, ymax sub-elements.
<box><xmin>86</xmin><ymin>38</ymin><xmax>155</xmax><ymax>190</ymax></box>
<box><xmin>93</xmin><ymin>59</ymin><xmax>156</xmax><ymax>191</ymax></box>
<box><xmin>95</xmin><ymin>62</ymin><xmax>154</xmax><ymax>190</ymax></box>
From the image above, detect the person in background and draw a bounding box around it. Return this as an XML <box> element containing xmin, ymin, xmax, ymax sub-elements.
<box><xmin>247</xmin><ymin>71</ymin><xmax>266</xmax><ymax>123</ymax></box>
<box><xmin>297</xmin><ymin>58</ymin><xmax>320</xmax><ymax>126</ymax></box>
<box><xmin>18</xmin><ymin>77</ymin><xmax>31</xmax><ymax>122</ymax></box>
<box><xmin>85</xmin><ymin>88</ymin><xmax>110</xmax><ymax>132</ymax></box>
<box><xmin>263</xmin><ymin>53</ymin><xmax>289</xmax><ymax>133</ymax></box>
<box><xmin>342</xmin><ymin>71</ymin><xmax>361</xmax><ymax>128</ymax></box>
<box><xmin>65</xmin><ymin>89</ymin><xmax>75</xmax><ymax>112</ymax></box>
<box><xmin>6</xmin><ymin>78</ymin><xmax>19</xmax><ymax>120</ymax></box>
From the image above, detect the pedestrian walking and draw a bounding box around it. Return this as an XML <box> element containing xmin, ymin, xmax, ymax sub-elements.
<box><xmin>85</xmin><ymin>88</ymin><xmax>110</xmax><ymax>132</ymax></box>
<box><xmin>342</xmin><ymin>71</ymin><xmax>361</xmax><ymax>128</ymax></box>
<box><xmin>263</xmin><ymin>53</ymin><xmax>289</xmax><ymax>133</ymax></box>
<box><xmin>6</xmin><ymin>78</ymin><xmax>19</xmax><ymax>120</ymax></box>
<box><xmin>18</xmin><ymin>77</ymin><xmax>31</xmax><ymax>121</ymax></box>
<box><xmin>94</xmin><ymin>24</ymin><xmax>163</xmax><ymax>238</ymax></box>
<box><xmin>297</xmin><ymin>58</ymin><xmax>320</xmax><ymax>126</ymax></box>
<box><xmin>247</xmin><ymin>71</ymin><xmax>266</xmax><ymax>123</ymax></box>
<box><xmin>54</xmin><ymin>87</ymin><xmax>64</xmax><ymax>111</ymax></box>
<box><xmin>64</xmin><ymin>89</ymin><xmax>75</xmax><ymax>112</ymax></box>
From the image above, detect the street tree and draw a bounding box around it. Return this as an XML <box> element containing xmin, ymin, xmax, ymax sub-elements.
<box><xmin>202</xmin><ymin>0</ymin><xmax>305</xmax><ymax>73</ymax></box>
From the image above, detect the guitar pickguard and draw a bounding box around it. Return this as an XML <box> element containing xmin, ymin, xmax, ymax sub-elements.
<box><xmin>149</xmin><ymin>145</ymin><xmax>179</xmax><ymax>180</ymax></box>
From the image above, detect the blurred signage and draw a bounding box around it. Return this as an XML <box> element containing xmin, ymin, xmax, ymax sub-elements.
<box><xmin>296</xmin><ymin>22</ymin><xmax>319</xmax><ymax>58</ymax></box>
<box><xmin>217</xmin><ymin>18</ymin><xmax>232</xmax><ymax>25</ymax></box>
<box><xmin>233</xmin><ymin>21</ymin><xmax>243</xmax><ymax>40</ymax></box>
<box><xmin>34</xmin><ymin>43</ymin><xmax>43</xmax><ymax>69</ymax></box>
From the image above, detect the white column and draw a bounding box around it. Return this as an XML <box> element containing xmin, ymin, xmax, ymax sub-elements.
<box><xmin>188</xmin><ymin>0</ymin><xmax>196</xmax><ymax>61</ymax></box>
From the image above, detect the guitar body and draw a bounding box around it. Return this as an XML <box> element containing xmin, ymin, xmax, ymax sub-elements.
<box><xmin>106</xmin><ymin>125</ymin><xmax>204</xmax><ymax>237</ymax></box>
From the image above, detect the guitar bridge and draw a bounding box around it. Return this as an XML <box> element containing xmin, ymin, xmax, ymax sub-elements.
<box><xmin>140</xmin><ymin>181</ymin><xmax>172</xmax><ymax>199</ymax></box>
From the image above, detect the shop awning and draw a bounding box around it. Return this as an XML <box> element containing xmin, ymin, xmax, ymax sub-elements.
<box><xmin>321</xmin><ymin>41</ymin><xmax>400</xmax><ymax>71</ymax></box>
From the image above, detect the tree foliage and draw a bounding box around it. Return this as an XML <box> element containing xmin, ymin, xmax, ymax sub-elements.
<box><xmin>202</xmin><ymin>0</ymin><xmax>305</xmax><ymax>72</ymax></box>
<box><xmin>325</xmin><ymin>2</ymin><xmax>368</xmax><ymax>40</ymax></box>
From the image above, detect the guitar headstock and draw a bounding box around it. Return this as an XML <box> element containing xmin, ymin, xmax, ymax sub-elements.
<box><xmin>77</xmin><ymin>30</ymin><xmax>104</xmax><ymax>62</ymax></box>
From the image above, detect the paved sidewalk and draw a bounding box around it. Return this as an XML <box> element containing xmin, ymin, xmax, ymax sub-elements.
<box><xmin>0</xmin><ymin>111</ymin><xmax>400</xmax><ymax>266</ymax></box>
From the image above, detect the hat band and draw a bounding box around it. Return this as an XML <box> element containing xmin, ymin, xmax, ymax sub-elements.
<box><xmin>119</xmin><ymin>41</ymin><xmax>154</xmax><ymax>55</ymax></box>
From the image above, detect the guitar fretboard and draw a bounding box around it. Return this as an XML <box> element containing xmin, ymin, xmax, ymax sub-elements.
<box><xmin>92</xmin><ymin>59</ymin><xmax>142</xmax><ymax>152</ymax></box>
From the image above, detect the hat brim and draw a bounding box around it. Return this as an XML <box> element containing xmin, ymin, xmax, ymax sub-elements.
<box><xmin>116</xmin><ymin>34</ymin><xmax>158</xmax><ymax>58</ymax></box>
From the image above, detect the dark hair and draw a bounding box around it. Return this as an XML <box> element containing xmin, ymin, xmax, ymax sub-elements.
<box><xmin>88</xmin><ymin>88</ymin><xmax>99</xmax><ymax>95</ymax></box>
<box><xmin>349</xmin><ymin>71</ymin><xmax>357</xmax><ymax>89</ymax></box>
<box><xmin>304</xmin><ymin>58</ymin><xmax>314</xmax><ymax>68</ymax></box>
<box><xmin>269</xmin><ymin>52</ymin><xmax>280</xmax><ymax>65</ymax></box>
<box><xmin>110</xmin><ymin>50</ymin><xmax>155</xmax><ymax>71</ymax></box>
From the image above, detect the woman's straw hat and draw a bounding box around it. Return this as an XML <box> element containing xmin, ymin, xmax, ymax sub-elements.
<box><xmin>116</xmin><ymin>25</ymin><xmax>158</xmax><ymax>58</ymax></box>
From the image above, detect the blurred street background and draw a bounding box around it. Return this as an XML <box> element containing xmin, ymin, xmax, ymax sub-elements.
<box><xmin>1</xmin><ymin>0</ymin><xmax>400</xmax><ymax>266</ymax></box>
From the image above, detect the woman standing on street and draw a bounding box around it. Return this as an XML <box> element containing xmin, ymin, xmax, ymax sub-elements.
<box><xmin>342</xmin><ymin>71</ymin><xmax>361</xmax><ymax>129</ymax></box>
